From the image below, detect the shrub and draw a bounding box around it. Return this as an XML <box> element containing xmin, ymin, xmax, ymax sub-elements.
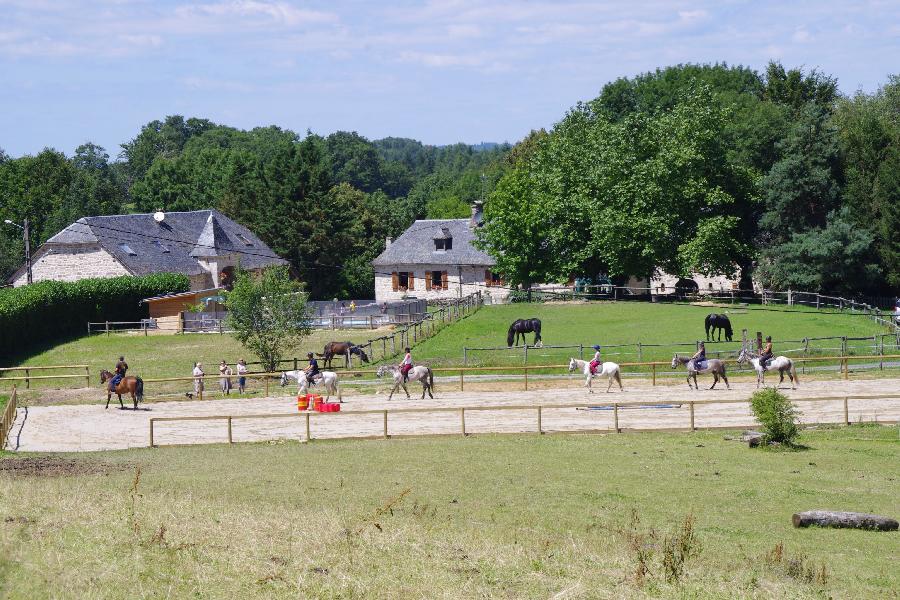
<box><xmin>0</xmin><ymin>273</ymin><xmax>189</xmax><ymax>359</ymax></box>
<box><xmin>749</xmin><ymin>388</ymin><xmax>799</xmax><ymax>445</ymax></box>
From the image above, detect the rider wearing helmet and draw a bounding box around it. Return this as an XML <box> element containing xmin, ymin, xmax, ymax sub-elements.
<box><xmin>689</xmin><ymin>342</ymin><xmax>707</xmax><ymax>370</ymax></box>
<box><xmin>305</xmin><ymin>352</ymin><xmax>320</xmax><ymax>384</ymax></box>
<box><xmin>759</xmin><ymin>336</ymin><xmax>773</xmax><ymax>371</ymax></box>
<box><xmin>589</xmin><ymin>345</ymin><xmax>601</xmax><ymax>375</ymax></box>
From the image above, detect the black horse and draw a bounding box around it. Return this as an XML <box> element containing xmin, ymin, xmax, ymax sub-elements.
<box><xmin>317</xmin><ymin>341</ymin><xmax>370</xmax><ymax>368</ymax></box>
<box><xmin>704</xmin><ymin>314</ymin><xmax>733</xmax><ymax>342</ymax></box>
<box><xmin>507</xmin><ymin>318</ymin><xmax>542</xmax><ymax>347</ymax></box>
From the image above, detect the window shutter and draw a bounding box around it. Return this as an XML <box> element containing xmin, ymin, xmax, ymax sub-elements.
<box><xmin>392</xmin><ymin>272</ymin><xmax>398</xmax><ymax>292</ymax></box>
<box><xmin>442</xmin><ymin>271</ymin><xmax>448</xmax><ymax>290</ymax></box>
<box><xmin>485</xmin><ymin>269</ymin><xmax>492</xmax><ymax>287</ymax></box>
<box><xmin>425</xmin><ymin>271</ymin><xmax>432</xmax><ymax>291</ymax></box>
<box><xmin>408</xmin><ymin>272</ymin><xmax>415</xmax><ymax>290</ymax></box>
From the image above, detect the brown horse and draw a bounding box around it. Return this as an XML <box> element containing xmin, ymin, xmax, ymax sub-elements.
<box><xmin>100</xmin><ymin>369</ymin><xmax>144</xmax><ymax>410</ymax></box>
<box><xmin>316</xmin><ymin>341</ymin><xmax>370</xmax><ymax>369</ymax></box>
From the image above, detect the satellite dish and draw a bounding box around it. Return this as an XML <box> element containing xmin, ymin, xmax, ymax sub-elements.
<box><xmin>153</xmin><ymin>211</ymin><xmax>165</xmax><ymax>223</ymax></box>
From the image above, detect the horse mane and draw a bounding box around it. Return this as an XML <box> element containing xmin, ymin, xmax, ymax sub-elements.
<box><xmin>723</xmin><ymin>316</ymin><xmax>733</xmax><ymax>336</ymax></box>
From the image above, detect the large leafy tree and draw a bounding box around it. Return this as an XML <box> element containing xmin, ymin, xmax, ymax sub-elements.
<box><xmin>226</xmin><ymin>266</ymin><xmax>312</xmax><ymax>372</ymax></box>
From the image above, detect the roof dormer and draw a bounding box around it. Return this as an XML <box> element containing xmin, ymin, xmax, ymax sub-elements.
<box><xmin>434</xmin><ymin>227</ymin><xmax>452</xmax><ymax>251</ymax></box>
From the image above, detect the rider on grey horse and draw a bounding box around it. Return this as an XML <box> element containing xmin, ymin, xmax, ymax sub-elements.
<box><xmin>759</xmin><ymin>336</ymin><xmax>773</xmax><ymax>371</ymax></box>
<box><xmin>689</xmin><ymin>342</ymin><xmax>707</xmax><ymax>371</ymax></box>
<box><xmin>304</xmin><ymin>352</ymin><xmax>321</xmax><ymax>385</ymax></box>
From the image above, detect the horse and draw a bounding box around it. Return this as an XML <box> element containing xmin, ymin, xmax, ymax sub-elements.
<box><xmin>99</xmin><ymin>369</ymin><xmax>144</xmax><ymax>410</ymax></box>
<box><xmin>704</xmin><ymin>314</ymin><xmax>733</xmax><ymax>342</ymax></box>
<box><xmin>507</xmin><ymin>318</ymin><xmax>542</xmax><ymax>347</ymax></box>
<box><xmin>671</xmin><ymin>355</ymin><xmax>730</xmax><ymax>390</ymax></box>
<box><xmin>317</xmin><ymin>341</ymin><xmax>370</xmax><ymax>369</ymax></box>
<box><xmin>737</xmin><ymin>348</ymin><xmax>798</xmax><ymax>390</ymax></box>
<box><xmin>376</xmin><ymin>364</ymin><xmax>434</xmax><ymax>400</ymax></box>
<box><xmin>568</xmin><ymin>358</ymin><xmax>623</xmax><ymax>393</ymax></box>
<box><xmin>280</xmin><ymin>370</ymin><xmax>342</xmax><ymax>402</ymax></box>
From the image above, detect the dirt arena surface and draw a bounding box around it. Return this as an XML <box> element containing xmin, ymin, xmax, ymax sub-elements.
<box><xmin>6</xmin><ymin>378</ymin><xmax>899</xmax><ymax>452</ymax></box>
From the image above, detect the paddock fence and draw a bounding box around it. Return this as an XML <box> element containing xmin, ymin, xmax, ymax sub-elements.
<box><xmin>147</xmin><ymin>391</ymin><xmax>900</xmax><ymax>448</ymax></box>
<box><xmin>0</xmin><ymin>386</ymin><xmax>17</xmax><ymax>450</ymax></box>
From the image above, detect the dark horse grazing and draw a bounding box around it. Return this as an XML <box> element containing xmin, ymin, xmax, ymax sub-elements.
<box><xmin>704</xmin><ymin>313</ymin><xmax>733</xmax><ymax>342</ymax></box>
<box><xmin>317</xmin><ymin>341</ymin><xmax>370</xmax><ymax>368</ymax></box>
<box><xmin>507</xmin><ymin>318</ymin><xmax>542</xmax><ymax>347</ymax></box>
<box><xmin>99</xmin><ymin>369</ymin><xmax>144</xmax><ymax>410</ymax></box>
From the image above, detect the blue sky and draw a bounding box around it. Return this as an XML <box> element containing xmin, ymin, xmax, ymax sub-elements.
<box><xmin>1</xmin><ymin>0</ymin><xmax>898</xmax><ymax>158</ymax></box>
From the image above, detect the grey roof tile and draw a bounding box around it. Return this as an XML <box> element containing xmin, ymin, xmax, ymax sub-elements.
<box><xmin>372</xmin><ymin>219</ymin><xmax>495</xmax><ymax>267</ymax></box>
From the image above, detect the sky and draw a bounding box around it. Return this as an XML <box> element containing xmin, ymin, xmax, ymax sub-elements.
<box><xmin>1</xmin><ymin>0</ymin><xmax>898</xmax><ymax>158</ymax></box>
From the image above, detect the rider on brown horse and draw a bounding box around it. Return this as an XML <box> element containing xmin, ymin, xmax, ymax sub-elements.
<box><xmin>110</xmin><ymin>356</ymin><xmax>128</xmax><ymax>391</ymax></box>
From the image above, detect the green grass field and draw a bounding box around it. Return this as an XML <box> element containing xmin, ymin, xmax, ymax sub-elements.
<box><xmin>412</xmin><ymin>303</ymin><xmax>894</xmax><ymax>367</ymax></box>
<box><xmin>0</xmin><ymin>426</ymin><xmax>896</xmax><ymax>598</ymax></box>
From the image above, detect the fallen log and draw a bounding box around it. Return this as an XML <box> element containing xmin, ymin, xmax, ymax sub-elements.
<box><xmin>792</xmin><ymin>510</ymin><xmax>898</xmax><ymax>531</ymax></box>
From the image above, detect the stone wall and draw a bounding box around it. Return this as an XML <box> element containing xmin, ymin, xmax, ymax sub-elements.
<box><xmin>375</xmin><ymin>264</ymin><xmax>509</xmax><ymax>303</ymax></box>
<box><xmin>11</xmin><ymin>245</ymin><xmax>129</xmax><ymax>287</ymax></box>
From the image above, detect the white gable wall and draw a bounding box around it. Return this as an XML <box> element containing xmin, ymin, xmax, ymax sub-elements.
<box><xmin>375</xmin><ymin>264</ymin><xmax>509</xmax><ymax>303</ymax></box>
<box><xmin>11</xmin><ymin>245</ymin><xmax>130</xmax><ymax>287</ymax></box>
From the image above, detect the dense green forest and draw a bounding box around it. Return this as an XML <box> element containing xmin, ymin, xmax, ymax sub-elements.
<box><xmin>0</xmin><ymin>124</ymin><xmax>509</xmax><ymax>297</ymax></box>
<box><xmin>478</xmin><ymin>62</ymin><xmax>899</xmax><ymax>298</ymax></box>
<box><xmin>1</xmin><ymin>61</ymin><xmax>897</xmax><ymax>298</ymax></box>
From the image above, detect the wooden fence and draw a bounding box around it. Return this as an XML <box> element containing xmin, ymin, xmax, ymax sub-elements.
<box><xmin>0</xmin><ymin>386</ymin><xmax>17</xmax><ymax>450</ymax></box>
<box><xmin>148</xmin><ymin>391</ymin><xmax>900</xmax><ymax>448</ymax></box>
<box><xmin>0</xmin><ymin>364</ymin><xmax>91</xmax><ymax>389</ymax></box>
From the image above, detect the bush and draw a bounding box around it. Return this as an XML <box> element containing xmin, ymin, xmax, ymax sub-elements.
<box><xmin>749</xmin><ymin>388</ymin><xmax>799</xmax><ymax>445</ymax></box>
<box><xmin>0</xmin><ymin>273</ymin><xmax>189</xmax><ymax>359</ymax></box>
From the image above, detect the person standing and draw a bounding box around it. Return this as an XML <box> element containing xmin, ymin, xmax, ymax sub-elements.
<box><xmin>237</xmin><ymin>359</ymin><xmax>247</xmax><ymax>393</ymax></box>
<box><xmin>219</xmin><ymin>360</ymin><xmax>231</xmax><ymax>394</ymax></box>
<box><xmin>193</xmin><ymin>362</ymin><xmax>205</xmax><ymax>398</ymax></box>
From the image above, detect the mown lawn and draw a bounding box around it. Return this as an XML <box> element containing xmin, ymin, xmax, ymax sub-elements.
<box><xmin>0</xmin><ymin>426</ymin><xmax>896</xmax><ymax>598</ymax></box>
<box><xmin>412</xmin><ymin>302</ymin><xmax>892</xmax><ymax>367</ymax></box>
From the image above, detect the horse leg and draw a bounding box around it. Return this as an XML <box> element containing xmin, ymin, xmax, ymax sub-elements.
<box><xmin>118</xmin><ymin>393</ymin><xmax>124</xmax><ymax>409</ymax></box>
<box><xmin>722</xmin><ymin>371</ymin><xmax>730</xmax><ymax>390</ymax></box>
<box><xmin>402</xmin><ymin>381</ymin><xmax>410</xmax><ymax>399</ymax></box>
<box><xmin>709</xmin><ymin>373</ymin><xmax>718</xmax><ymax>390</ymax></box>
<box><xmin>388</xmin><ymin>380</ymin><xmax>399</xmax><ymax>401</ymax></box>
<box><xmin>132</xmin><ymin>392</ymin><xmax>138</xmax><ymax>410</ymax></box>
<box><xmin>606</xmin><ymin>374</ymin><xmax>613</xmax><ymax>393</ymax></box>
<box><xmin>420</xmin><ymin>382</ymin><xmax>426</xmax><ymax>400</ymax></box>
<box><xmin>105</xmin><ymin>391</ymin><xmax>111</xmax><ymax>409</ymax></box>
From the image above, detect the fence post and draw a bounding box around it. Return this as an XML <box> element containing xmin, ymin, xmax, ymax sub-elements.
<box><xmin>579</xmin><ymin>344</ymin><xmax>584</xmax><ymax>360</ymax></box>
<box><xmin>106</xmin><ymin>321</ymin><xmax>110</xmax><ymax>337</ymax></box>
<box><xmin>293</xmin><ymin>357</ymin><xmax>298</xmax><ymax>371</ymax></box>
<box><xmin>460</xmin><ymin>408</ymin><xmax>466</xmax><ymax>436</ymax></box>
<box><xmin>460</xmin><ymin>369</ymin><xmax>464</xmax><ymax>391</ymax></box>
<box><xmin>537</xmin><ymin>406</ymin><xmax>542</xmax><ymax>434</ymax></box>
<box><xmin>391</xmin><ymin>335</ymin><xmax>395</xmax><ymax>355</ymax></box>
<box><xmin>524</xmin><ymin>366</ymin><xmax>528</xmax><ymax>391</ymax></box>
<box><xmin>25</xmin><ymin>368</ymin><xmax>29</xmax><ymax>389</ymax></box>
<box><xmin>305</xmin><ymin>411</ymin><xmax>311</xmax><ymax>441</ymax></box>
<box><xmin>613</xmin><ymin>403</ymin><xmax>620</xmax><ymax>433</ymax></box>
<box><xmin>383</xmin><ymin>410</ymin><xmax>389</xmax><ymax>439</ymax></box>
<box><xmin>637</xmin><ymin>342</ymin><xmax>643</xmax><ymax>362</ymax></box>
<box><xmin>523</xmin><ymin>344</ymin><xmax>528</xmax><ymax>365</ymax></box>
<box><xmin>843</xmin><ymin>396</ymin><xmax>849</xmax><ymax>426</ymax></box>
<box><xmin>85</xmin><ymin>366</ymin><xmax>90</xmax><ymax>387</ymax></box>
<box><xmin>227</xmin><ymin>416</ymin><xmax>233</xmax><ymax>444</ymax></box>
<box><xmin>265</xmin><ymin>375</ymin><xmax>270</xmax><ymax>397</ymax></box>
<box><xmin>652</xmin><ymin>363</ymin><xmax>656</xmax><ymax>386</ymax></box>
<box><xmin>689</xmin><ymin>402</ymin><xmax>695</xmax><ymax>431</ymax></box>
<box><xmin>149</xmin><ymin>418</ymin><xmax>154</xmax><ymax>447</ymax></box>
<box><xmin>463</xmin><ymin>347</ymin><xmax>468</xmax><ymax>366</ymax></box>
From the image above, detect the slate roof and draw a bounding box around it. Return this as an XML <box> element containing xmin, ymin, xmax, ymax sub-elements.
<box><xmin>371</xmin><ymin>219</ymin><xmax>496</xmax><ymax>267</ymax></box>
<box><xmin>28</xmin><ymin>210</ymin><xmax>285</xmax><ymax>278</ymax></box>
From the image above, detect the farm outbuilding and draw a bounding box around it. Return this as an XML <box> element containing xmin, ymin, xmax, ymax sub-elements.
<box><xmin>142</xmin><ymin>288</ymin><xmax>226</xmax><ymax>333</ymax></box>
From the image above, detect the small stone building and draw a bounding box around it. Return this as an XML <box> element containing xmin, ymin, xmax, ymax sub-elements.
<box><xmin>371</xmin><ymin>204</ymin><xmax>508</xmax><ymax>302</ymax></box>
<box><xmin>8</xmin><ymin>209</ymin><xmax>286</xmax><ymax>290</ymax></box>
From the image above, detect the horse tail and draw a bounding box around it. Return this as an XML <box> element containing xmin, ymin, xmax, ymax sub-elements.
<box><xmin>614</xmin><ymin>369</ymin><xmax>622</xmax><ymax>386</ymax></box>
<box><xmin>507</xmin><ymin>324</ymin><xmax>515</xmax><ymax>347</ymax></box>
<box><xmin>790</xmin><ymin>361</ymin><xmax>799</xmax><ymax>385</ymax></box>
<box><xmin>136</xmin><ymin>377</ymin><xmax>144</xmax><ymax>403</ymax></box>
<box><xmin>428</xmin><ymin>367</ymin><xmax>435</xmax><ymax>393</ymax></box>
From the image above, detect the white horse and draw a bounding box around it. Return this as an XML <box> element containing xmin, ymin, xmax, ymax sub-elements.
<box><xmin>737</xmin><ymin>348</ymin><xmax>798</xmax><ymax>390</ymax></box>
<box><xmin>280</xmin><ymin>370</ymin><xmax>342</xmax><ymax>402</ymax></box>
<box><xmin>568</xmin><ymin>357</ymin><xmax>623</xmax><ymax>393</ymax></box>
<box><xmin>376</xmin><ymin>365</ymin><xmax>434</xmax><ymax>400</ymax></box>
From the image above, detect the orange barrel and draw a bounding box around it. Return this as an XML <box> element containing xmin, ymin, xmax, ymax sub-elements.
<box><xmin>297</xmin><ymin>396</ymin><xmax>309</xmax><ymax>411</ymax></box>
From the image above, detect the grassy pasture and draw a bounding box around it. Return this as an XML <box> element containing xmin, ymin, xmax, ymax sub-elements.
<box><xmin>0</xmin><ymin>426</ymin><xmax>897</xmax><ymax>598</ymax></box>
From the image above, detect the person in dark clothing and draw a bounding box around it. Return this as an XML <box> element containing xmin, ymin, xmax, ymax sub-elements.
<box><xmin>305</xmin><ymin>352</ymin><xmax>321</xmax><ymax>385</ymax></box>
<box><xmin>759</xmin><ymin>336</ymin><xmax>773</xmax><ymax>371</ymax></box>
<box><xmin>689</xmin><ymin>343</ymin><xmax>707</xmax><ymax>371</ymax></box>
<box><xmin>110</xmin><ymin>356</ymin><xmax>128</xmax><ymax>391</ymax></box>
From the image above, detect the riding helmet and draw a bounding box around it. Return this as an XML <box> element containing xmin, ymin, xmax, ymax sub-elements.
<box><xmin>592</xmin><ymin>345</ymin><xmax>600</xmax><ymax>350</ymax></box>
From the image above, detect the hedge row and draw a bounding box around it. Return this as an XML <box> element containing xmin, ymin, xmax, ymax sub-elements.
<box><xmin>0</xmin><ymin>273</ymin><xmax>189</xmax><ymax>360</ymax></box>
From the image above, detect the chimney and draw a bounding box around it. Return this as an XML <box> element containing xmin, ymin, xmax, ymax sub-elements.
<box><xmin>385</xmin><ymin>236</ymin><xmax>392</xmax><ymax>250</ymax></box>
<box><xmin>470</xmin><ymin>200</ymin><xmax>483</xmax><ymax>228</ymax></box>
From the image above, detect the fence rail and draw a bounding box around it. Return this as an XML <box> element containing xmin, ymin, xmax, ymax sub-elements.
<box><xmin>148</xmin><ymin>391</ymin><xmax>900</xmax><ymax>448</ymax></box>
<box><xmin>0</xmin><ymin>386</ymin><xmax>17</xmax><ymax>450</ymax></box>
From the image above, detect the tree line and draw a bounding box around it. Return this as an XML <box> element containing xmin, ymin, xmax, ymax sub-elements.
<box><xmin>477</xmin><ymin>62</ymin><xmax>899</xmax><ymax>298</ymax></box>
<box><xmin>0</xmin><ymin>121</ymin><xmax>509</xmax><ymax>298</ymax></box>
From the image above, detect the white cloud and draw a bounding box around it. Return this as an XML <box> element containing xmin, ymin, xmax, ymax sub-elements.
<box><xmin>792</xmin><ymin>27</ymin><xmax>812</xmax><ymax>43</ymax></box>
<box><xmin>173</xmin><ymin>1</ymin><xmax>338</xmax><ymax>28</ymax></box>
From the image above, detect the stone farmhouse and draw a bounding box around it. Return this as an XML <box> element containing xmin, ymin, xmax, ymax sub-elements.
<box><xmin>371</xmin><ymin>204</ymin><xmax>509</xmax><ymax>303</ymax></box>
<box><xmin>8</xmin><ymin>209</ymin><xmax>286</xmax><ymax>290</ymax></box>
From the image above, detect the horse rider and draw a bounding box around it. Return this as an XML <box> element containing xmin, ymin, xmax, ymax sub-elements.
<box><xmin>305</xmin><ymin>352</ymin><xmax>321</xmax><ymax>385</ymax></box>
<box><xmin>689</xmin><ymin>342</ymin><xmax>707</xmax><ymax>371</ymax></box>
<box><xmin>589</xmin><ymin>345</ymin><xmax>602</xmax><ymax>375</ymax></box>
<box><xmin>759</xmin><ymin>336</ymin><xmax>773</xmax><ymax>371</ymax></box>
<box><xmin>400</xmin><ymin>347</ymin><xmax>413</xmax><ymax>383</ymax></box>
<box><xmin>110</xmin><ymin>355</ymin><xmax>128</xmax><ymax>391</ymax></box>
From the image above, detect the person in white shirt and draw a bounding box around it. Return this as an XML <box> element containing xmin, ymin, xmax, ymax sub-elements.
<box><xmin>193</xmin><ymin>362</ymin><xmax>205</xmax><ymax>396</ymax></box>
<box><xmin>237</xmin><ymin>359</ymin><xmax>248</xmax><ymax>393</ymax></box>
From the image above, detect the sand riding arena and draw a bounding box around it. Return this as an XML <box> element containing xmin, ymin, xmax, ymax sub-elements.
<box><xmin>6</xmin><ymin>377</ymin><xmax>900</xmax><ymax>452</ymax></box>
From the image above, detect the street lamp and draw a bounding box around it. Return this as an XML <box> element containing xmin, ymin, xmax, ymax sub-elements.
<box><xmin>4</xmin><ymin>218</ymin><xmax>32</xmax><ymax>284</ymax></box>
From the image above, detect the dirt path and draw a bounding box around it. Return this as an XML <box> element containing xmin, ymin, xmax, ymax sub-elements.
<box><xmin>7</xmin><ymin>379</ymin><xmax>899</xmax><ymax>452</ymax></box>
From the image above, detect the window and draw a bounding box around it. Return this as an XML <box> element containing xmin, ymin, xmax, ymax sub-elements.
<box><xmin>484</xmin><ymin>270</ymin><xmax>503</xmax><ymax>287</ymax></box>
<box><xmin>434</xmin><ymin>237</ymin><xmax>452</xmax><ymax>251</ymax></box>
<box><xmin>118</xmin><ymin>243</ymin><xmax>137</xmax><ymax>256</ymax></box>
<box><xmin>426</xmin><ymin>270</ymin><xmax>448</xmax><ymax>291</ymax></box>
<box><xmin>236</xmin><ymin>233</ymin><xmax>254</xmax><ymax>247</ymax></box>
<box><xmin>154</xmin><ymin>240</ymin><xmax>170</xmax><ymax>253</ymax></box>
<box><xmin>392</xmin><ymin>271</ymin><xmax>414</xmax><ymax>291</ymax></box>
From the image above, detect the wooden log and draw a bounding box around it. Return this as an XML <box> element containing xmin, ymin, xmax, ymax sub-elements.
<box><xmin>792</xmin><ymin>511</ymin><xmax>898</xmax><ymax>531</ymax></box>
